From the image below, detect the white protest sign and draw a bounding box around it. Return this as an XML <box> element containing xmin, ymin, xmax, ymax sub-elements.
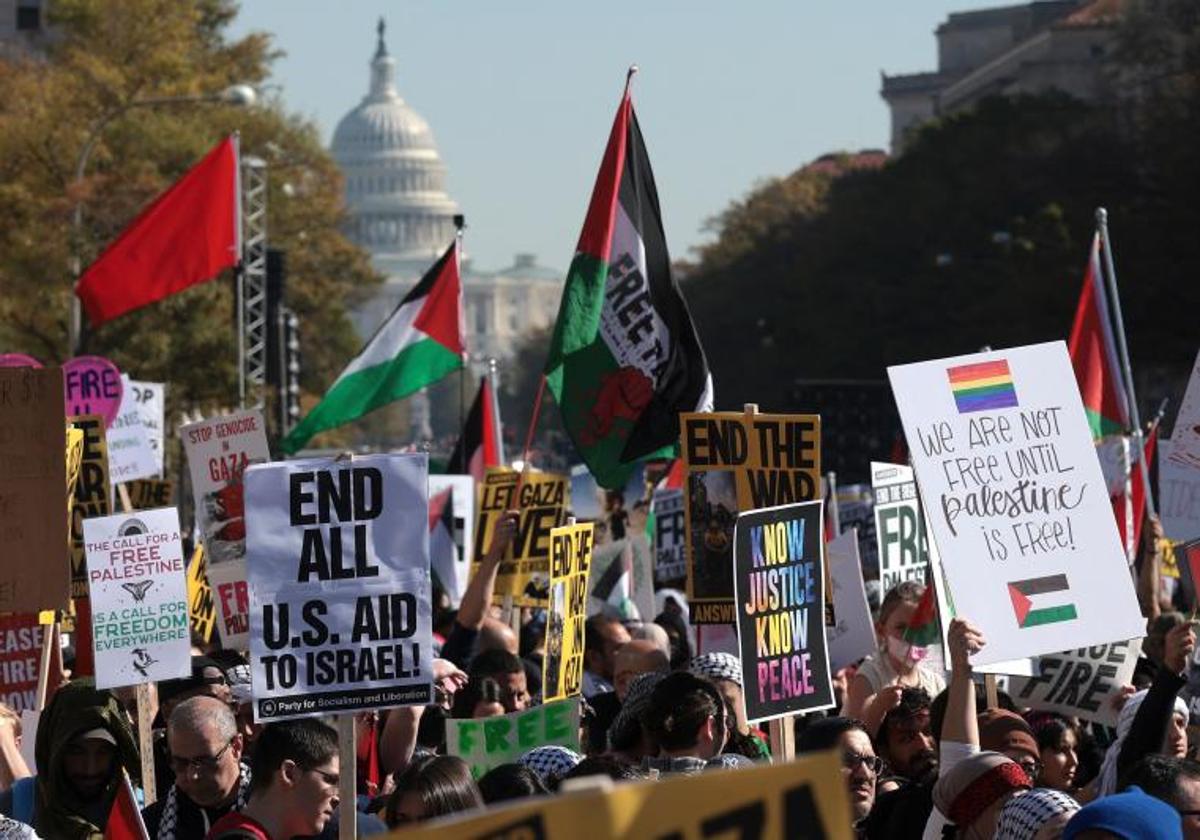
<box><xmin>888</xmin><ymin>341</ymin><xmax>1145</xmax><ymax>665</ymax></box>
<box><xmin>1161</xmin><ymin>440</ymin><xmax>1200</xmax><ymax>543</ymax></box>
<box><xmin>208</xmin><ymin>558</ymin><xmax>250</xmax><ymax>650</ymax></box>
<box><xmin>246</xmin><ymin>454</ymin><xmax>433</xmax><ymax>721</ymax></box>
<box><xmin>128</xmin><ymin>380</ymin><xmax>165</xmax><ymax>476</ymax></box>
<box><xmin>1169</xmin><ymin>350</ymin><xmax>1200</xmax><ymax>471</ymax></box>
<box><xmin>652</xmin><ymin>488</ymin><xmax>687</xmax><ymax>587</ymax></box>
<box><xmin>1007</xmin><ymin>639</ymin><xmax>1142</xmax><ymax>727</ymax></box>
<box><xmin>428</xmin><ymin>474</ymin><xmax>474</xmax><ymax>607</ymax></box>
<box><xmin>106</xmin><ymin>376</ymin><xmax>158</xmax><ymax>483</ymax></box>
<box><xmin>181</xmin><ymin>409</ymin><xmax>270</xmax><ymax>566</ymax></box>
<box><xmin>826</xmin><ymin>528</ymin><xmax>876</xmax><ymax>672</ymax></box>
<box><xmin>83</xmin><ymin>506</ymin><xmax>190</xmax><ymax>688</ymax></box>
<box><xmin>871</xmin><ymin>462</ymin><xmax>936</xmax><ymax>593</ymax></box>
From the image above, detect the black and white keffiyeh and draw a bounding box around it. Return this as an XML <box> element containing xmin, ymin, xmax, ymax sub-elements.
<box><xmin>688</xmin><ymin>653</ymin><xmax>742</xmax><ymax>687</ymax></box>
<box><xmin>995</xmin><ymin>788</ymin><xmax>1080</xmax><ymax>840</ymax></box>
<box><xmin>608</xmin><ymin>671</ymin><xmax>666</xmax><ymax>752</ymax></box>
<box><xmin>517</xmin><ymin>745</ymin><xmax>582</xmax><ymax>783</ymax></box>
<box><xmin>156</xmin><ymin>761</ymin><xmax>251</xmax><ymax>840</ymax></box>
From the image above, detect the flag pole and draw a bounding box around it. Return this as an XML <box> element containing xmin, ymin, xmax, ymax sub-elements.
<box><xmin>488</xmin><ymin>358</ymin><xmax>506</xmax><ymax>466</ymax></box>
<box><xmin>1095</xmin><ymin>207</ymin><xmax>1156</xmax><ymax>519</ymax></box>
<box><xmin>454</xmin><ymin>215</ymin><xmax>467</xmax><ymax>463</ymax></box>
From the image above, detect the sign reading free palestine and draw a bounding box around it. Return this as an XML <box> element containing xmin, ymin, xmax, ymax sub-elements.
<box><xmin>888</xmin><ymin>341</ymin><xmax>1144</xmax><ymax>666</ymax></box>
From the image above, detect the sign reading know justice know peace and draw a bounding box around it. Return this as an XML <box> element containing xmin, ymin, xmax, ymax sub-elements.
<box><xmin>245</xmin><ymin>454</ymin><xmax>433</xmax><ymax>721</ymax></box>
<box><xmin>888</xmin><ymin>342</ymin><xmax>1145</xmax><ymax>665</ymax></box>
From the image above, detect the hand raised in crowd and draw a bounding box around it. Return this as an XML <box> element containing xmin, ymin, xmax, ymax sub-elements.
<box><xmin>484</xmin><ymin>510</ymin><xmax>519</xmax><ymax>563</ymax></box>
<box><xmin>1110</xmin><ymin>683</ymin><xmax>1137</xmax><ymax>713</ymax></box>
<box><xmin>1163</xmin><ymin>620</ymin><xmax>1196</xmax><ymax>675</ymax></box>
<box><xmin>947</xmin><ymin>617</ymin><xmax>986</xmax><ymax>676</ymax></box>
<box><xmin>433</xmin><ymin>657</ymin><xmax>469</xmax><ymax>698</ymax></box>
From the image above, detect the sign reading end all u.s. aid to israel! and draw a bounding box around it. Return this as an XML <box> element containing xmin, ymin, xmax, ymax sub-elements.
<box><xmin>245</xmin><ymin>453</ymin><xmax>433</xmax><ymax>721</ymax></box>
<box><xmin>888</xmin><ymin>342</ymin><xmax>1145</xmax><ymax>667</ymax></box>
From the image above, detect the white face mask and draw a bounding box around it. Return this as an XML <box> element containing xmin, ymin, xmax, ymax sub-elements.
<box><xmin>885</xmin><ymin>634</ymin><xmax>928</xmax><ymax>665</ymax></box>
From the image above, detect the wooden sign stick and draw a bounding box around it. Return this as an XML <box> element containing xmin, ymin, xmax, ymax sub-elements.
<box><xmin>337</xmin><ymin>715</ymin><xmax>357</xmax><ymax>840</ymax></box>
<box><xmin>984</xmin><ymin>673</ymin><xmax>999</xmax><ymax>711</ymax></box>
<box><xmin>34</xmin><ymin>614</ymin><xmax>57</xmax><ymax>711</ymax></box>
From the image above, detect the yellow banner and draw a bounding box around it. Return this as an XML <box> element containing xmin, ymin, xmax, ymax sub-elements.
<box><xmin>681</xmin><ymin>411</ymin><xmax>821</xmax><ymax>624</ymax></box>
<box><xmin>125</xmin><ymin>478</ymin><xmax>174</xmax><ymax>510</ymax></box>
<box><xmin>472</xmin><ymin>467</ymin><xmax>569</xmax><ymax>606</ymax></box>
<box><xmin>68</xmin><ymin>415</ymin><xmax>110</xmax><ymax>600</ymax></box>
<box><xmin>389</xmin><ymin>748</ymin><xmax>852</xmax><ymax>839</ymax></box>
<box><xmin>543</xmin><ymin>523</ymin><xmax>594</xmax><ymax>702</ymax></box>
<box><xmin>186</xmin><ymin>544</ymin><xmax>215</xmax><ymax>643</ymax></box>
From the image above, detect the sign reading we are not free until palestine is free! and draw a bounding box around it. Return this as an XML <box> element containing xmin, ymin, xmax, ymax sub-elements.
<box><xmin>246</xmin><ymin>454</ymin><xmax>433</xmax><ymax>721</ymax></box>
<box><xmin>888</xmin><ymin>342</ymin><xmax>1145</xmax><ymax>666</ymax></box>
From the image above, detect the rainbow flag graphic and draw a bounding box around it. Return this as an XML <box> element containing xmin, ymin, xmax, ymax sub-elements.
<box><xmin>1007</xmin><ymin>574</ymin><xmax>1078</xmax><ymax>628</ymax></box>
<box><xmin>947</xmin><ymin>360</ymin><xmax>1019</xmax><ymax>413</ymax></box>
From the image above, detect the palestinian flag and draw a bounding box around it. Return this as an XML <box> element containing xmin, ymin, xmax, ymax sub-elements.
<box><xmin>104</xmin><ymin>771</ymin><xmax>150</xmax><ymax>840</ymax></box>
<box><xmin>1068</xmin><ymin>235</ymin><xmax>1129</xmax><ymax>440</ymax></box>
<box><xmin>447</xmin><ymin>376</ymin><xmax>501</xmax><ymax>481</ymax></box>
<box><xmin>1007</xmin><ymin>575</ymin><xmax>1078</xmax><ymax>628</ymax></box>
<box><xmin>545</xmin><ymin>74</ymin><xmax>712</xmax><ymax>490</ymax></box>
<box><xmin>282</xmin><ymin>240</ymin><xmax>464</xmax><ymax>454</ymax></box>
<box><xmin>903</xmin><ymin>579</ymin><xmax>940</xmax><ymax>647</ymax></box>
<box><xmin>429</xmin><ymin>484</ymin><xmax>458</xmax><ymax>600</ymax></box>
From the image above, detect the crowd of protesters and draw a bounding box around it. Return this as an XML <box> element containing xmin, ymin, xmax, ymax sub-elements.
<box><xmin>1</xmin><ymin>506</ymin><xmax>1197</xmax><ymax>839</ymax></box>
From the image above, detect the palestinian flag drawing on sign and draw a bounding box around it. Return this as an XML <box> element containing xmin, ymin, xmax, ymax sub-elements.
<box><xmin>1007</xmin><ymin>574</ymin><xmax>1078</xmax><ymax>628</ymax></box>
<box><xmin>545</xmin><ymin>71</ymin><xmax>712</xmax><ymax>490</ymax></box>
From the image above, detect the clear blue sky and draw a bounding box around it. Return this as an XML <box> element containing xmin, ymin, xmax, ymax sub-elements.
<box><xmin>229</xmin><ymin>1</ymin><xmax>1002</xmax><ymax>272</ymax></box>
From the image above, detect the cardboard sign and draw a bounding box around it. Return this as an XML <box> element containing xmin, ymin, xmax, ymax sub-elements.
<box><xmin>1161</xmin><ymin>441</ymin><xmax>1200</xmax><ymax>543</ymax></box>
<box><xmin>245</xmin><ymin>454</ymin><xmax>433</xmax><ymax>721</ymax></box>
<box><xmin>63</xmin><ymin>356</ymin><xmax>123</xmax><ymax>427</ymax></box>
<box><xmin>888</xmin><ymin>342</ymin><xmax>1145</xmax><ymax>665</ymax></box>
<box><xmin>682</xmin><ymin>411</ymin><xmax>821</xmax><ymax>625</ymax></box>
<box><xmin>1007</xmin><ymin>639</ymin><xmax>1142</xmax><ymax>727</ymax></box>
<box><xmin>0</xmin><ymin>613</ymin><xmax>46</xmax><ymax>711</ymax></box>
<box><xmin>543</xmin><ymin>523</ymin><xmax>594</xmax><ymax>703</ymax></box>
<box><xmin>447</xmin><ymin>700</ymin><xmax>581</xmax><ymax>779</ymax></box>
<box><xmin>127</xmin><ymin>380</ymin><xmax>165</xmax><ymax>476</ymax></box>
<box><xmin>826</xmin><ymin>529</ymin><xmax>877</xmax><ymax>672</ymax></box>
<box><xmin>871</xmin><ymin>462</ymin><xmax>937</xmax><ymax>593</ymax></box>
<box><xmin>652</xmin><ymin>488</ymin><xmax>687</xmax><ymax>588</ymax></box>
<box><xmin>400</xmin><ymin>748</ymin><xmax>852</xmax><ymax>840</ymax></box>
<box><xmin>106</xmin><ymin>378</ymin><xmax>157</xmax><ymax>483</ymax></box>
<box><xmin>427</xmin><ymin>474</ymin><xmax>475</xmax><ymax>606</ymax></box>
<box><xmin>472</xmin><ymin>467</ymin><xmax>570</xmax><ymax>606</ymax></box>
<box><xmin>208</xmin><ymin>558</ymin><xmax>249</xmax><ymax>650</ymax></box>
<box><xmin>185</xmin><ymin>545</ymin><xmax>215</xmax><ymax>644</ymax></box>
<box><xmin>126</xmin><ymin>479</ymin><xmax>174</xmax><ymax>510</ymax></box>
<box><xmin>733</xmin><ymin>501</ymin><xmax>835</xmax><ymax>722</ymax></box>
<box><xmin>181</xmin><ymin>409</ymin><xmax>270</xmax><ymax>566</ymax></box>
<box><xmin>0</xmin><ymin>368</ymin><xmax>68</xmax><ymax>611</ymax></box>
<box><xmin>69</xmin><ymin>415</ymin><xmax>111</xmax><ymax>601</ymax></box>
<box><xmin>84</xmin><ymin>506</ymin><xmax>190</xmax><ymax>689</ymax></box>
<box><xmin>1169</xmin><ymin>350</ymin><xmax>1200</xmax><ymax>471</ymax></box>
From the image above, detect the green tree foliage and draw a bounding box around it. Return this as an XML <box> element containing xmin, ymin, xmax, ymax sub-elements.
<box><xmin>0</xmin><ymin>0</ymin><xmax>379</xmax><ymax>427</ymax></box>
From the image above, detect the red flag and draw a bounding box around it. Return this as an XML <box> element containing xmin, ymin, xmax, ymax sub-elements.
<box><xmin>76</xmin><ymin>135</ymin><xmax>241</xmax><ymax>326</ymax></box>
<box><xmin>104</xmin><ymin>771</ymin><xmax>149</xmax><ymax>840</ymax></box>
<box><xmin>1068</xmin><ymin>235</ymin><xmax>1129</xmax><ymax>439</ymax></box>
<box><xmin>1114</xmin><ymin>426</ymin><xmax>1157</xmax><ymax>558</ymax></box>
<box><xmin>447</xmin><ymin>377</ymin><xmax>500</xmax><ymax>481</ymax></box>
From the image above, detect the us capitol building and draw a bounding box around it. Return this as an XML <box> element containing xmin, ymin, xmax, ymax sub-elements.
<box><xmin>331</xmin><ymin>21</ymin><xmax>563</xmax><ymax>371</ymax></box>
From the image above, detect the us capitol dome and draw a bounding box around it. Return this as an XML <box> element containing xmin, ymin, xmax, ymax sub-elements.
<box><xmin>332</xmin><ymin>20</ymin><xmax>562</xmax><ymax>367</ymax></box>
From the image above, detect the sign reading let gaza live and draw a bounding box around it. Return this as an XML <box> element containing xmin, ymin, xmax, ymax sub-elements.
<box><xmin>245</xmin><ymin>454</ymin><xmax>433</xmax><ymax>721</ymax></box>
<box><xmin>682</xmin><ymin>411</ymin><xmax>820</xmax><ymax>625</ymax></box>
<box><xmin>732</xmin><ymin>501</ymin><xmax>835</xmax><ymax>722</ymax></box>
<box><xmin>889</xmin><ymin>342</ymin><xmax>1145</xmax><ymax>666</ymax></box>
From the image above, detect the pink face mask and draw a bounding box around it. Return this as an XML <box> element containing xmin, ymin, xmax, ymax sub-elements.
<box><xmin>886</xmin><ymin>634</ymin><xmax>928</xmax><ymax>665</ymax></box>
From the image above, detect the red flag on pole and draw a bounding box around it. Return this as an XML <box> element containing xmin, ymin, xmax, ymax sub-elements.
<box><xmin>75</xmin><ymin>135</ymin><xmax>241</xmax><ymax>326</ymax></box>
<box><xmin>1068</xmin><ymin>235</ymin><xmax>1130</xmax><ymax>440</ymax></box>
<box><xmin>104</xmin><ymin>770</ymin><xmax>149</xmax><ymax>840</ymax></box>
<box><xmin>447</xmin><ymin>377</ymin><xmax>501</xmax><ymax>481</ymax></box>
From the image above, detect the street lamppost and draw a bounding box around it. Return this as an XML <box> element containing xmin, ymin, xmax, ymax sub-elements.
<box><xmin>68</xmin><ymin>83</ymin><xmax>257</xmax><ymax>356</ymax></box>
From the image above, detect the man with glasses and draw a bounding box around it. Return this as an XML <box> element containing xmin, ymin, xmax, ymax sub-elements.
<box><xmin>143</xmin><ymin>696</ymin><xmax>248</xmax><ymax>839</ymax></box>
<box><xmin>207</xmin><ymin>718</ymin><xmax>339</xmax><ymax>840</ymax></box>
<box><xmin>798</xmin><ymin>717</ymin><xmax>880</xmax><ymax>831</ymax></box>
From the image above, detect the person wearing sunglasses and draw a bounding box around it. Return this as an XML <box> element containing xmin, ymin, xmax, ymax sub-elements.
<box><xmin>143</xmin><ymin>696</ymin><xmax>248</xmax><ymax>840</ymax></box>
<box><xmin>206</xmin><ymin>719</ymin><xmax>339</xmax><ymax>840</ymax></box>
<box><xmin>798</xmin><ymin>717</ymin><xmax>880</xmax><ymax>832</ymax></box>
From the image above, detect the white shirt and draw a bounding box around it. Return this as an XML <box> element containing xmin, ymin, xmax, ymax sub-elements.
<box><xmin>922</xmin><ymin>739</ymin><xmax>979</xmax><ymax>840</ymax></box>
<box><xmin>583</xmin><ymin>670</ymin><xmax>613</xmax><ymax>699</ymax></box>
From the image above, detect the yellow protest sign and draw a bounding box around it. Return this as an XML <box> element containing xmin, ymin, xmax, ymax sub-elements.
<box><xmin>681</xmin><ymin>410</ymin><xmax>821</xmax><ymax>625</ymax></box>
<box><xmin>543</xmin><ymin>523</ymin><xmax>594</xmax><ymax>703</ymax></box>
<box><xmin>125</xmin><ymin>478</ymin><xmax>174</xmax><ymax>510</ymax></box>
<box><xmin>389</xmin><ymin>748</ymin><xmax>852</xmax><ymax>839</ymax></box>
<box><xmin>186</xmin><ymin>544</ymin><xmax>215</xmax><ymax>644</ymax></box>
<box><xmin>68</xmin><ymin>415</ymin><xmax>111</xmax><ymax>601</ymax></box>
<box><xmin>472</xmin><ymin>467</ymin><xmax>570</xmax><ymax>606</ymax></box>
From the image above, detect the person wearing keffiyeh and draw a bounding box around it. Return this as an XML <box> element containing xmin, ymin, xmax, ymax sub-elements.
<box><xmin>142</xmin><ymin>697</ymin><xmax>250</xmax><ymax>840</ymax></box>
<box><xmin>516</xmin><ymin>746</ymin><xmax>582</xmax><ymax>788</ymax></box>
<box><xmin>995</xmin><ymin>788</ymin><xmax>1080</xmax><ymax>840</ymax></box>
<box><xmin>687</xmin><ymin>654</ymin><xmax>769</xmax><ymax>760</ymax></box>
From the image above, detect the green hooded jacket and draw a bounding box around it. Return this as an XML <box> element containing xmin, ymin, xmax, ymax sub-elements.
<box><xmin>34</xmin><ymin>678</ymin><xmax>141</xmax><ymax>840</ymax></box>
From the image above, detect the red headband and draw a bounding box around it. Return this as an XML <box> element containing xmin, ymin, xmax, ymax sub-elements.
<box><xmin>948</xmin><ymin>762</ymin><xmax>1031</xmax><ymax>827</ymax></box>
